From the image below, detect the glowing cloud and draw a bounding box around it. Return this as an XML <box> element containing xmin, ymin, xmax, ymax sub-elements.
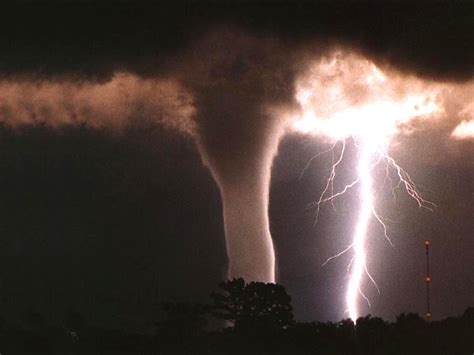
<box><xmin>0</xmin><ymin>74</ymin><xmax>196</xmax><ymax>134</ymax></box>
<box><xmin>293</xmin><ymin>52</ymin><xmax>441</xmax><ymax>141</ymax></box>
<box><xmin>451</xmin><ymin>120</ymin><xmax>474</xmax><ymax>139</ymax></box>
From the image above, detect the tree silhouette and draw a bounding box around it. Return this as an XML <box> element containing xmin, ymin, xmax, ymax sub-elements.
<box><xmin>21</xmin><ymin>307</ymin><xmax>46</xmax><ymax>331</ymax></box>
<box><xmin>210</xmin><ymin>278</ymin><xmax>294</xmax><ymax>334</ymax></box>
<box><xmin>157</xmin><ymin>301</ymin><xmax>210</xmax><ymax>338</ymax></box>
<box><xmin>64</xmin><ymin>307</ymin><xmax>86</xmax><ymax>344</ymax></box>
<box><xmin>355</xmin><ymin>315</ymin><xmax>388</xmax><ymax>354</ymax></box>
<box><xmin>393</xmin><ymin>313</ymin><xmax>428</xmax><ymax>354</ymax></box>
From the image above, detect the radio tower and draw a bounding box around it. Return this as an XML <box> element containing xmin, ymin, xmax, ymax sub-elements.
<box><xmin>424</xmin><ymin>240</ymin><xmax>431</xmax><ymax>321</ymax></box>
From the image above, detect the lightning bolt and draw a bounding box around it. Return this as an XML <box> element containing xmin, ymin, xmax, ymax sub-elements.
<box><xmin>309</xmin><ymin>135</ymin><xmax>435</xmax><ymax>321</ymax></box>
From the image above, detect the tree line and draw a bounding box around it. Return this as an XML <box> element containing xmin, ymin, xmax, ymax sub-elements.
<box><xmin>0</xmin><ymin>278</ymin><xmax>472</xmax><ymax>354</ymax></box>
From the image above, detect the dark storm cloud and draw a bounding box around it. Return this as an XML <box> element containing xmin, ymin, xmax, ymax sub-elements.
<box><xmin>0</xmin><ymin>1</ymin><xmax>472</xmax><ymax>82</ymax></box>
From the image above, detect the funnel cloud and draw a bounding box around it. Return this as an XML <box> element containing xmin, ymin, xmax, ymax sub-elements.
<box><xmin>171</xmin><ymin>30</ymin><xmax>300</xmax><ymax>281</ymax></box>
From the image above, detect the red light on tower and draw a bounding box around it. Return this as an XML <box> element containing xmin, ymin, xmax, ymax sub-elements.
<box><xmin>426</xmin><ymin>312</ymin><xmax>432</xmax><ymax>318</ymax></box>
<box><xmin>424</xmin><ymin>240</ymin><xmax>430</xmax><ymax>246</ymax></box>
<box><xmin>425</xmin><ymin>276</ymin><xmax>431</xmax><ymax>282</ymax></box>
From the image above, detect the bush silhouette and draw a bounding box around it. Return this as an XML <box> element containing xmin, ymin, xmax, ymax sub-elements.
<box><xmin>210</xmin><ymin>278</ymin><xmax>294</xmax><ymax>334</ymax></box>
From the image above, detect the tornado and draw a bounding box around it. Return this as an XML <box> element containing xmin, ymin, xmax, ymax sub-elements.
<box><xmin>175</xmin><ymin>29</ymin><xmax>298</xmax><ymax>282</ymax></box>
<box><xmin>195</xmin><ymin>92</ymin><xmax>284</xmax><ymax>282</ymax></box>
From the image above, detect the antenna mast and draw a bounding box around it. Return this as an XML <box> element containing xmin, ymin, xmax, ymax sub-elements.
<box><xmin>424</xmin><ymin>240</ymin><xmax>431</xmax><ymax>320</ymax></box>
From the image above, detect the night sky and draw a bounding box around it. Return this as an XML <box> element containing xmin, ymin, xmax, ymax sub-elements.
<box><xmin>0</xmin><ymin>0</ymin><xmax>472</xmax><ymax>331</ymax></box>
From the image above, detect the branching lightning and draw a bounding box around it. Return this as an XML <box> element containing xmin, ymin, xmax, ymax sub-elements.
<box><xmin>314</xmin><ymin>136</ymin><xmax>435</xmax><ymax>321</ymax></box>
<box><xmin>292</xmin><ymin>51</ymin><xmax>440</xmax><ymax>321</ymax></box>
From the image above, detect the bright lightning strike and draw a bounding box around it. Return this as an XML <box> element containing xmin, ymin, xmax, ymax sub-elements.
<box><xmin>292</xmin><ymin>51</ymin><xmax>440</xmax><ymax>321</ymax></box>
